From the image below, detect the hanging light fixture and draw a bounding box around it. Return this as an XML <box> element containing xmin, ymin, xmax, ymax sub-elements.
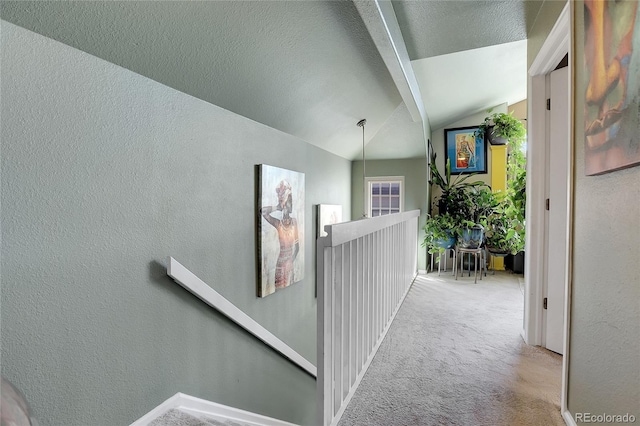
<box><xmin>357</xmin><ymin>119</ymin><xmax>367</xmax><ymax>218</ymax></box>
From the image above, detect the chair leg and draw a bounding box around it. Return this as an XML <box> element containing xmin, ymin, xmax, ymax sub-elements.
<box><xmin>483</xmin><ymin>249</ymin><xmax>487</xmax><ymax>277</ymax></box>
<box><xmin>455</xmin><ymin>250</ymin><xmax>459</xmax><ymax>280</ymax></box>
<box><xmin>474</xmin><ymin>253</ymin><xmax>478</xmax><ymax>284</ymax></box>
<box><xmin>451</xmin><ymin>249</ymin><xmax>457</xmax><ymax>276</ymax></box>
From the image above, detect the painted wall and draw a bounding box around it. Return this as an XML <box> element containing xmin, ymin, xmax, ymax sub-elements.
<box><xmin>351</xmin><ymin>159</ymin><xmax>428</xmax><ymax>271</ymax></box>
<box><xmin>508</xmin><ymin>100</ymin><xmax>527</xmax><ymax>121</ymax></box>
<box><xmin>1</xmin><ymin>22</ymin><xmax>352</xmax><ymax>426</ymax></box>
<box><xmin>527</xmin><ymin>1</ymin><xmax>568</xmax><ymax>67</ymax></box>
<box><xmin>567</xmin><ymin>2</ymin><xmax>640</xmax><ymax>420</ymax></box>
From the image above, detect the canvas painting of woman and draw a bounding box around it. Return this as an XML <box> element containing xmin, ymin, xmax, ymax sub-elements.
<box><xmin>258</xmin><ymin>165</ymin><xmax>305</xmax><ymax>297</ymax></box>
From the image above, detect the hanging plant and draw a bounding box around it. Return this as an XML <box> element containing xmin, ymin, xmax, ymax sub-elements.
<box><xmin>476</xmin><ymin>111</ymin><xmax>526</xmax><ymax>147</ymax></box>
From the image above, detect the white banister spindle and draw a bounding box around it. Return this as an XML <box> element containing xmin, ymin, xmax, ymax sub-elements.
<box><xmin>317</xmin><ymin>210</ymin><xmax>419</xmax><ymax>426</ymax></box>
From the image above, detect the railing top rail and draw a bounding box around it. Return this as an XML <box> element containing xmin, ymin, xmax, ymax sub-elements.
<box><xmin>320</xmin><ymin>209</ymin><xmax>420</xmax><ymax>248</ymax></box>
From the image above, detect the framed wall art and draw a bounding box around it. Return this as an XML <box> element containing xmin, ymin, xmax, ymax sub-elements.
<box><xmin>583</xmin><ymin>0</ymin><xmax>640</xmax><ymax>175</ymax></box>
<box><xmin>444</xmin><ymin>126</ymin><xmax>487</xmax><ymax>174</ymax></box>
<box><xmin>258</xmin><ymin>165</ymin><xmax>305</xmax><ymax>297</ymax></box>
<box><xmin>317</xmin><ymin>204</ymin><xmax>343</xmax><ymax>238</ymax></box>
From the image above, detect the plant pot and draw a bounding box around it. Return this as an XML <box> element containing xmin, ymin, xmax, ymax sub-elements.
<box><xmin>506</xmin><ymin>251</ymin><xmax>525</xmax><ymax>273</ymax></box>
<box><xmin>486</xmin><ymin>126</ymin><xmax>508</xmax><ymax>145</ymax></box>
<box><xmin>486</xmin><ymin>247</ymin><xmax>509</xmax><ymax>256</ymax></box>
<box><xmin>435</xmin><ymin>234</ymin><xmax>456</xmax><ymax>250</ymax></box>
<box><xmin>459</xmin><ymin>225</ymin><xmax>484</xmax><ymax>249</ymax></box>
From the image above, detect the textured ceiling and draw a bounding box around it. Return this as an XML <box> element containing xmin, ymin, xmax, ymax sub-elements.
<box><xmin>0</xmin><ymin>1</ymin><xmax>402</xmax><ymax>160</ymax></box>
<box><xmin>1</xmin><ymin>1</ymin><xmax>537</xmax><ymax>160</ymax></box>
<box><xmin>392</xmin><ymin>0</ymin><xmax>544</xmax><ymax>59</ymax></box>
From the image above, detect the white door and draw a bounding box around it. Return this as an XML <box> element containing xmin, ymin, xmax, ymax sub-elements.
<box><xmin>544</xmin><ymin>66</ymin><xmax>569</xmax><ymax>354</ymax></box>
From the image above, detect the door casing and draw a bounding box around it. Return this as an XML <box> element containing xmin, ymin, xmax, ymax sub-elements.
<box><xmin>524</xmin><ymin>1</ymin><xmax>573</xmax><ymax>423</ymax></box>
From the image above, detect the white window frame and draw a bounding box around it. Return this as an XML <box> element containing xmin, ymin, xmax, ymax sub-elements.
<box><xmin>365</xmin><ymin>176</ymin><xmax>405</xmax><ymax>218</ymax></box>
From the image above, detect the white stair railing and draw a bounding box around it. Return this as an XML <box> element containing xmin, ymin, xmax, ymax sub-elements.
<box><xmin>316</xmin><ymin>210</ymin><xmax>419</xmax><ymax>426</ymax></box>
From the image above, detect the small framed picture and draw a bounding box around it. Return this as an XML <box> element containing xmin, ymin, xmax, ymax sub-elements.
<box><xmin>317</xmin><ymin>204</ymin><xmax>343</xmax><ymax>238</ymax></box>
<box><xmin>444</xmin><ymin>126</ymin><xmax>487</xmax><ymax>174</ymax></box>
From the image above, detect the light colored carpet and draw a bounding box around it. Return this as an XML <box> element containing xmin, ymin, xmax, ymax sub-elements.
<box><xmin>338</xmin><ymin>272</ymin><xmax>563</xmax><ymax>426</ymax></box>
<box><xmin>149</xmin><ymin>409</ymin><xmax>251</xmax><ymax>426</ymax></box>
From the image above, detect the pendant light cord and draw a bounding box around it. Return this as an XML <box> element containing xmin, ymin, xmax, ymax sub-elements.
<box><xmin>357</xmin><ymin>119</ymin><xmax>367</xmax><ymax>218</ymax></box>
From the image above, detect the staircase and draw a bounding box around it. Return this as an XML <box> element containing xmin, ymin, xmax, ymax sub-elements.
<box><xmin>131</xmin><ymin>393</ymin><xmax>296</xmax><ymax>426</ymax></box>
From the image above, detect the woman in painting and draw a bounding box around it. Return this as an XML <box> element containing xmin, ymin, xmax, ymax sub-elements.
<box><xmin>456</xmin><ymin>135</ymin><xmax>475</xmax><ymax>169</ymax></box>
<box><xmin>260</xmin><ymin>180</ymin><xmax>300</xmax><ymax>289</ymax></box>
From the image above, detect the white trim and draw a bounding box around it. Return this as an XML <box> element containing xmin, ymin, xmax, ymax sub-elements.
<box><xmin>525</xmin><ymin>0</ymin><xmax>571</xmax><ymax>347</ymax></box>
<box><xmin>524</xmin><ymin>73</ymin><xmax>547</xmax><ymax>347</ymax></box>
<box><xmin>130</xmin><ymin>392</ymin><xmax>298</xmax><ymax>426</ymax></box>
<box><xmin>561</xmin><ymin>1</ymin><xmax>575</xmax><ymax>419</ymax></box>
<box><xmin>167</xmin><ymin>257</ymin><xmax>316</xmax><ymax>377</ymax></box>
<box><xmin>325</xmin><ymin>209</ymin><xmax>420</xmax><ymax>247</ymax></box>
<box><xmin>353</xmin><ymin>0</ymin><xmax>425</xmax><ymax>123</ymax></box>
<box><xmin>562</xmin><ymin>409</ymin><xmax>577</xmax><ymax>426</ymax></box>
<box><xmin>526</xmin><ymin>1</ymin><xmax>573</xmax><ymax>422</ymax></box>
<box><xmin>364</xmin><ymin>176</ymin><xmax>405</xmax><ymax>218</ymax></box>
<box><xmin>130</xmin><ymin>393</ymin><xmax>183</xmax><ymax>426</ymax></box>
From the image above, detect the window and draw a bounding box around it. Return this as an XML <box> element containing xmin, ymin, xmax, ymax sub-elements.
<box><xmin>365</xmin><ymin>176</ymin><xmax>404</xmax><ymax>217</ymax></box>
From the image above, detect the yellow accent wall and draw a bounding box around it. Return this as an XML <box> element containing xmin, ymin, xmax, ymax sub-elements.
<box><xmin>489</xmin><ymin>144</ymin><xmax>507</xmax><ymax>270</ymax></box>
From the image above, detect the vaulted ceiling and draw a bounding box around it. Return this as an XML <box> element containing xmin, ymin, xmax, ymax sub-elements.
<box><xmin>0</xmin><ymin>1</ymin><xmax>543</xmax><ymax>160</ymax></box>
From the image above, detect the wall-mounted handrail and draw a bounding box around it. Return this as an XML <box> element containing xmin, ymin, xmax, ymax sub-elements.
<box><xmin>316</xmin><ymin>210</ymin><xmax>419</xmax><ymax>426</ymax></box>
<box><xmin>167</xmin><ymin>257</ymin><xmax>316</xmax><ymax>377</ymax></box>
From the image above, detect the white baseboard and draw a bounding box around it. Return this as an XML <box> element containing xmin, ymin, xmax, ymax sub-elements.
<box><xmin>562</xmin><ymin>409</ymin><xmax>576</xmax><ymax>426</ymax></box>
<box><xmin>418</xmin><ymin>269</ymin><xmax>428</xmax><ymax>275</ymax></box>
<box><xmin>131</xmin><ymin>392</ymin><xmax>297</xmax><ymax>426</ymax></box>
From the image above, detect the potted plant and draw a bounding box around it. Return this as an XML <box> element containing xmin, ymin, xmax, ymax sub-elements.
<box><xmin>429</xmin><ymin>149</ymin><xmax>486</xmax><ymax>215</ymax></box>
<box><xmin>457</xmin><ymin>186</ymin><xmax>494</xmax><ymax>249</ymax></box>
<box><xmin>422</xmin><ymin>212</ymin><xmax>457</xmax><ymax>257</ymax></box>
<box><xmin>476</xmin><ymin>111</ymin><xmax>526</xmax><ymax>146</ymax></box>
<box><xmin>485</xmin><ymin>194</ymin><xmax>521</xmax><ymax>255</ymax></box>
<box><xmin>504</xmin><ymin>124</ymin><xmax>526</xmax><ymax>272</ymax></box>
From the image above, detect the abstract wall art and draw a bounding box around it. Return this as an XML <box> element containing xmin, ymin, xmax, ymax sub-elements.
<box><xmin>584</xmin><ymin>0</ymin><xmax>640</xmax><ymax>175</ymax></box>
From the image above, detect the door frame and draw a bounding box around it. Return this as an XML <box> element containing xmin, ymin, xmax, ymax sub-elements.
<box><xmin>524</xmin><ymin>1</ymin><xmax>573</xmax><ymax>422</ymax></box>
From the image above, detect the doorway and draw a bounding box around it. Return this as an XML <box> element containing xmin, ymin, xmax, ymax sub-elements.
<box><xmin>524</xmin><ymin>2</ymin><xmax>573</xmax><ymax>423</ymax></box>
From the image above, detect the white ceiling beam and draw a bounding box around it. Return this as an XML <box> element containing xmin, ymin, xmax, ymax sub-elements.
<box><xmin>354</xmin><ymin>0</ymin><xmax>426</xmax><ymax>123</ymax></box>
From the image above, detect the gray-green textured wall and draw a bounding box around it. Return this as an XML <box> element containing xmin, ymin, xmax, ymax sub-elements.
<box><xmin>567</xmin><ymin>3</ymin><xmax>640</xmax><ymax>420</ymax></box>
<box><xmin>1</xmin><ymin>22</ymin><xmax>352</xmax><ymax>426</ymax></box>
<box><xmin>351</xmin><ymin>159</ymin><xmax>428</xmax><ymax>271</ymax></box>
